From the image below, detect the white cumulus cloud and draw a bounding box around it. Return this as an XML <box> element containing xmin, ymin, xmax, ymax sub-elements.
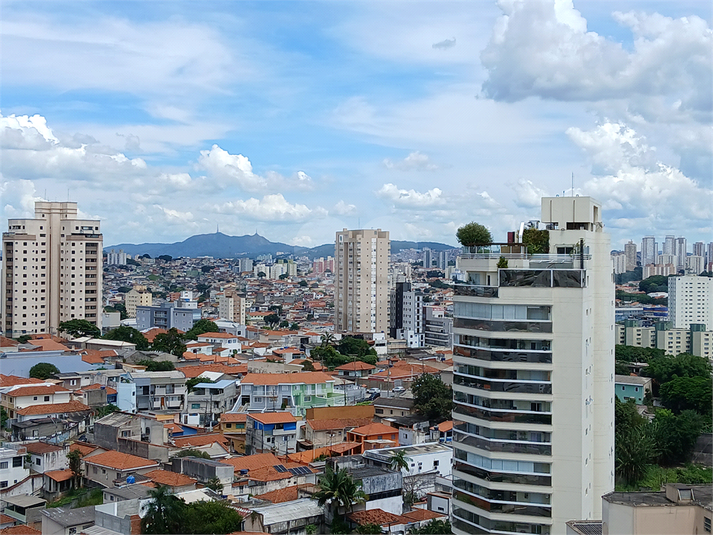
<box><xmin>383</xmin><ymin>151</ymin><xmax>438</xmax><ymax>171</ymax></box>
<box><xmin>376</xmin><ymin>183</ymin><xmax>445</xmax><ymax>207</ymax></box>
<box><xmin>333</xmin><ymin>200</ymin><xmax>357</xmax><ymax>216</ymax></box>
<box><xmin>212</xmin><ymin>194</ymin><xmax>320</xmax><ymax>222</ymax></box>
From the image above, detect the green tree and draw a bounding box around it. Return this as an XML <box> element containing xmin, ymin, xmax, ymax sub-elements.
<box><xmin>104</xmin><ymin>326</ymin><xmax>149</xmax><ymax>350</ymax></box>
<box><xmin>456</xmin><ymin>222</ymin><xmax>492</xmax><ymax>247</ymax></box>
<box><xmin>95</xmin><ymin>404</ymin><xmax>120</xmax><ymax>418</ymax></box>
<box><xmin>264</xmin><ymin>313</ymin><xmax>280</xmax><ymax>328</ymax></box>
<box><xmin>58</xmin><ymin>319</ymin><xmax>101</xmax><ymax>338</ymax></box>
<box><xmin>279</xmin><ymin>320</ymin><xmax>289</xmax><ymax>328</ymax></box>
<box><xmin>660</xmin><ymin>376</ymin><xmax>712</xmax><ymax>416</ymax></box>
<box><xmin>290</xmin><ymin>322</ymin><xmax>299</xmax><ymax>330</ymax></box>
<box><xmin>638</xmin><ymin>275</ymin><xmax>670</xmax><ymax>294</ymax></box>
<box><xmin>321</xmin><ymin>333</ymin><xmax>335</xmax><ymax>347</ymax></box>
<box><xmin>337</xmin><ymin>337</ymin><xmax>376</xmax><ymax>359</ymax></box>
<box><xmin>183</xmin><ymin>500</ymin><xmax>243</xmax><ymax>534</ymax></box>
<box><xmin>138</xmin><ymin>359</ymin><xmax>176</xmax><ymax>372</ymax></box>
<box><xmin>615</xmin><ymin>345</ymin><xmax>664</xmax><ymax>363</ymax></box>
<box><xmin>616</xmin><ymin>422</ymin><xmax>658</xmax><ymax>485</ymax></box>
<box><xmin>184</xmin><ymin>319</ymin><xmax>219</xmax><ymax>341</ymax></box>
<box><xmin>644</xmin><ymin>353</ymin><xmax>712</xmax><ymax>384</ymax></box>
<box><xmin>204</xmin><ymin>476</ymin><xmax>223</xmax><ymax>493</ymax></box>
<box><xmin>356</xmin><ymin>523</ymin><xmax>383</xmax><ymax>534</ymax></box>
<box><xmin>67</xmin><ymin>450</ymin><xmax>83</xmax><ymax>489</ymax></box>
<box><xmin>410</xmin><ymin>519</ymin><xmax>452</xmax><ymax>534</ymax></box>
<box><xmin>411</xmin><ymin>373</ymin><xmax>453</xmax><ymax>424</ymax></box>
<box><xmin>389</xmin><ymin>450</ymin><xmax>411</xmax><ymax>472</ymax></box>
<box><xmin>279</xmin><ymin>273</ymin><xmax>289</xmax><ymax>280</ymax></box>
<box><xmin>186</xmin><ymin>377</ymin><xmax>215</xmax><ymax>393</ymax></box>
<box><xmin>0</xmin><ymin>407</ymin><xmax>8</xmax><ymax>428</ymax></box>
<box><xmin>141</xmin><ymin>485</ymin><xmax>186</xmax><ymax>534</ymax></box>
<box><xmin>313</xmin><ymin>464</ymin><xmax>368</xmax><ymax>515</ymax></box>
<box><xmin>257</xmin><ymin>271</ymin><xmax>266</xmax><ymax>278</ymax></box>
<box><xmin>299</xmin><ymin>280</ymin><xmax>309</xmax><ymax>287</ymax></box>
<box><xmin>152</xmin><ymin>328</ymin><xmax>187</xmax><ymax>357</ymax></box>
<box><xmin>652</xmin><ymin>410</ymin><xmax>707</xmax><ymax>466</ymax></box>
<box><xmin>29</xmin><ymin>362</ymin><xmax>60</xmax><ymax>380</ymax></box>
<box><xmin>173</xmin><ymin>449</ymin><xmax>211</xmax><ymax>459</ymax></box>
<box><xmin>158</xmin><ymin>255</ymin><xmax>173</xmax><ymax>262</ymax></box>
<box><xmin>301</xmin><ymin>360</ymin><xmax>316</xmax><ymax>372</ymax></box>
<box><xmin>521</xmin><ymin>227</ymin><xmax>549</xmax><ymax>254</ymax></box>
<box><xmin>16</xmin><ymin>335</ymin><xmax>31</xmax><ymax>344</ymax></box>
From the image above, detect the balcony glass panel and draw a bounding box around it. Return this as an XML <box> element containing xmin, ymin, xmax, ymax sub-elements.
<box><xmin>453</xmin><ymin>430</ymin><xmax>552</xmax><ymax>455</ymax></box>
<box><xmin>454</xmin><ymin>402</ymin><xmax>552</xmax><ymax>425</ymax></box>
<box><xmin>453</xmin><ymin>462</ymin><xmax>551</xmax><ymax>487</ymax></box>
<box><xmin>457</xmin><ymin>335</ymin><xmax>551</xmax><ymax>352</ymax></box>
<box><xmin>454</xmin><ymin>318</ymin><xmax>552</xmax><ymax>333</ymax></box>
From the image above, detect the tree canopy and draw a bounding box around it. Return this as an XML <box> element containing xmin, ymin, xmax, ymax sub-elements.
<box><xmin>660</xmin><ymin>376</ymin><xmax>712</xmax><ymax>417</ymax></box>
<box><xmin>184</xmin><ymin>319</ymin><xmax>219</xmax><ymax>341</ymax></box>
<box><xmin>313</xmin><ymin>464</ymin><xmax>368</xmax><ymax>514</ymax></box>
<box><xmin>29</xmin><ymin>362</ymin><xmax>60</xmax><ymax>380</ymax></box>
<box><xmin>337</xmin><ymin>337</ymin><xmax>377</xmax><ymax>359</ymax></box>
<box><xmin>138</xmin><ymin>359</ymin><xmax>176</xmax><ymax>372</ymax></box>
<box><xmin>104</xmin><ymin>325</ymin><xmax>149</xmax><ymax>350</ymax></box>
<box><xmin>521</xmin><ymin>227</ymin><xmax>549</xmax><ymax>254</ymax></box>
<box><xmin>151</xmin><ymin>328</ymin><xmax>187</xmax><ymax>357</ymax></box>
<box><xmin>643</xmin><ymin>353</ymin><xmax>712</xmax><ymax>385</ymax></box>
<box><xmin>411</xmin><ymin>373</ymin><xmax>453</xmax><ymax>424</ymax></box>
<box><xmin>638</xmin><ymin>275</ymin><xmax>671</xmax><ymax>294</ymax></box>
<box><xmin>58</xmin><ymin>319</ymin><xmax>101</xmax><ymax>338</ymax></box>
<box><xmin>615</xmin><ymin>345</ymin><xmax>664</xmax><ymax>363</ymax></box>
<box><xmin>456</xmin><ymin>222</ymin><xmax>492</xmax><ymax>247</ymax></box>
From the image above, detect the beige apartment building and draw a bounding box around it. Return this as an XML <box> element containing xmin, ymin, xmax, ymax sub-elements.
<box><xmin>334</xmin><ymin>228</ymin><xmax>390</xmax><ymax>333</ymax></box>
<box><xmin>218</xmin><ymin>290</ymin><xmax>246</xmax><ymax>324</ymax></box>
<box><xmin>2</xmin><ymin>201</ymin><xmax>102</xmax><ymax>337</ymax></box>
<box><xmin>125</xmin><ymin>284</ymin><xmax>153</xmax><ymax>318</ymax></box>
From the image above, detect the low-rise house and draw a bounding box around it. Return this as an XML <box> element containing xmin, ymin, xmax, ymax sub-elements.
<box><xmin>364</xmin><ymin>443</ymin><xmax>452</xmax><ymax>478</ymax></box>
<box><xmin>0</xmin><ymin>446</ymin><xmax>29</xmax><ymax>494</ymax></box>
<box><xmin>43</xmin><ymin>470</ymin><xmax>73</xmax><ymax>500</ymax></box>
<box><xmin>142</xmin><ymin>469</ymin><xmax>197</xmax><ymax>493</ymax></box>
<box><xmin>373</xmin><ymin>397</ymin><xmax>415</xmax><ymax>420</ymax></box>
<box><xmin>347</xmin><ymin>423</ymin><xmax>399</xmax><ymax>453</ymax></box>
<box><xmin>184</xmin><ymin>379</ymin><xmax>239</xmax><ymax>427</ymax></box>
<box><xmin>83</xmin><ymin>451</ymin><xmax>159</xmax><ymax>487</ymax></box>
<box><xmin>335</xmin><ymin>361</ymin><xmax>376</xmax><ymax>379</ymax></box>
<box><xmin>24</xmin><ymin>443</ymin><xmax>67</xmax><ymax>474</ymax></box>
<box><xmin>219</xmin><ymin>413</ymin><xmax>247</xmax><ymax>453</ymax></box>
<box><xmin>238</xmin><ymin>372</ymin><xmax>342</xmax><ymax>417</ymax></box>
<box><xmin>614</xmin><ymin>375</ymin><xmax>652</xmax><ymax>404</ymax></box>
<box><xmin>41</xmin><ymin>505</ymin><xmax>95</xmax><ymax>535</ymax></box>
<box><xmin>241</xmin><ymin>499</ymin><xmax>324</xmax><ymax>535</ymax></box>
<box><xmin>196</xmin><ymin>332</ymin><xmax>242</xmax><ymax>353</ymax></box>
<box><xmin>72</xmin><ymin>383</ymin><xmax>117</xmax><ymax>407</ymax></box>
<box><xmin>430</xmin><ymin>421</ymin><xmax>453</xmax><ymax>443</ymax></box>
<box><xmin>170</xmin><ymin>456</ymin><xmax>233</xmax><ymax>495</ymax></box>
<box><xmin>342</xmin><ymin>464</ymin><xmax>404</xmax><ymax>516</ymax></box>
<box><xmin>2</xmin><ymin>495</ymin><xmax>46</xmax><ymax>527</ymax></box>
<box><xmin>303</xmin><ymin>418</ymin><xmax>374</xmax><ymax>449</ymax></box>
<box><xmin>246</xmin><ymin>412</ymin><xmax>298</xmax><ymax>455</ymax></box>
<box><xmin>131</xmin><ymin>371</ymin><xmax>188</xmax><ymax>413</ymax></box>
<box><xmin>92</xmin><ymin>412</ymin><xmax>169</xmax><ymax>462</ymax></box>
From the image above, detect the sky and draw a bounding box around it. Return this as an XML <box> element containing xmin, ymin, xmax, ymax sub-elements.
<box><xmin>1</xmin><ymin>0</ymin><xmax>711</xmax><ymax>250</ymax></box>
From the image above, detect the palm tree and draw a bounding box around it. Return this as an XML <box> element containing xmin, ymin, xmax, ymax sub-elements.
<box><xmin>313</xmin><ymin>464</ymin><xmax>368</xmax><ymax>517</ymax></box>
<box><xmin>320</xmin><ymin>333</ymin><xmax>335</xmax><ymax>348</ymax></box>
<box><xmin>389</xmin><ymin>450</ymin><xmax>411</xmax><ymax>472</ymax></box>
<box><xmin>140</xmin><ymin>485</ymin><xmax>186</xmax><ymax>534</ymax></box>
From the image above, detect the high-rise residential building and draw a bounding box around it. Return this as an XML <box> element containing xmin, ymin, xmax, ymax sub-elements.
<box><xmin>707</xmin><ymin>242</ymin><xmax>713</xmax><ymax>269</ymax></box>
<box><xmin>423</xmin><ymin>305</ymin><xmax>453</xmax><ymax>348</ymax></box>
<box><xmin>687</xmin><ymin>255</ymin><xmax>705</xmax><ymax>276</ymax></box>
<box><xmin>663</xmin><ymin>235</ymin><xmax>675</xmax><ymax>255</ymax></box>
<box><xmin>669</xmin><ymin>275</ymin><xmax>713</xmax><ymax>330</ymax></box>
<box><xmin>693</xmin><ymin>241</ymin><xmax>705</xmax><ymax>258</ymax></box>
<box><xmin>611</xmin><ymin>252</ymin><xmax>626</xmax><ymax>274</ymax></box>
<box><xmin>624</xmin><ymin>240</ymin><xmax>637</xmax><ymax>271</ymax></box>
<box><xmin>125</xmin><ymin>285</ymin><xmax>153</xmax><ymax>318</ymax></box>
<box><xmin>641</xmin><ymin>236</ymin><xmax>656</xmax><ymax>267</ymax></box>
<box><xmin>334</xmin><ymin>228</ymin><xmax>390</xmax><ymax>333</ymax></box>
<box><xmin>423</xmin><ymin>248</ymin><xmax>433</xmax><ymax>269</ymax></box>
<box><xmin>451</xmin><ymin>196</ymin><xmax>614</xmax><ymax>535</ymax></box>
<box><xmin>675</xmin><ymin>237</ymin><xmax>687</xmax><ymax>271</ymax></box>
<box><xmin>390</xmin><ymin>281</ymin><xmax>424</xmax><ymax>347</ymax></box>
<box><xmin>106</xmin><ymin>248</ymin><xmax>127</xmax><ymax>266</ymax></box>
<box><xmin>218</xmin><ymin>291</ymin><xmax>246</xmax><ymax>324</ymax></box>
<box><xmin>2</xmin><ymin>201</ymin><xmax>103</xmax><ymax>337</ymax></box>
<box><xmin>437</xmin><ymin>250</ymin><xmax>448</xmax><ymax>270</ymax></box>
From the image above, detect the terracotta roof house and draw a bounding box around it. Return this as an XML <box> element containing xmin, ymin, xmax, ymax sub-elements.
<box><xmin>84</xmin><ymin>451</ymin><xmax>159</xmax><ymax>486</ymax></box>
<box><xmin>347</xmin><ymin>422</ymin><xmax>399</xmax><ymax>453</ymax></box>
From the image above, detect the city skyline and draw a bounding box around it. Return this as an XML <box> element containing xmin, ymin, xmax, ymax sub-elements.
<box><xmin>2</xmin><ymin>1</ymin><xmax>711</xmax><ymax>249</ymax></box>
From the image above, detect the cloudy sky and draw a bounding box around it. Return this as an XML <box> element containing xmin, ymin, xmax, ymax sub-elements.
<box><xmin>2</xmin><ymin>0</ymin><xmax>711</xmax><ymax>250</ymax></box>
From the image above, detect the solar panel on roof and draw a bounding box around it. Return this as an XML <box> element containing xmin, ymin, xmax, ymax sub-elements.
<box><xmin>274</xmin><ymin>464</ymin><xmax>287</xmax><ymax>473</ymax></box>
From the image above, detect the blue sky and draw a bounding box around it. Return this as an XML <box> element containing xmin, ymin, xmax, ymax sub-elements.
<box><xmin>2</xmin><ymin>0</ymin><xmax>711</xmax><ymax>249</ymax></box>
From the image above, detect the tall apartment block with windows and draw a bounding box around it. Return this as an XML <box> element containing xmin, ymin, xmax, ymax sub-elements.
<box><xmin>451</xmin><ymin>196</ymin><xmax>614</xmax><ymax>535</ymax></box>
<box><xmin>2</xmin><ymin>201</ymin><xmax>103</xmax><ymax>337</ymax></box>
<box><xmin>335</xmin><ymin>229</ymin><xmax>390</xmax><ymax>333</ymax></box>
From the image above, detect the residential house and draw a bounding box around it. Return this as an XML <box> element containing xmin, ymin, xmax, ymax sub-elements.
<box><xmin>83</xmin><ymin>451</ymin><xmax>159</xmax><ymax>487</ymax></box>
<box><xmin>184</xmin><ymin>379</ymin><xmax>239</xmax><ymax>427</ymax></box>
<box><xmin>196</xmin><ymin>332</ymin><xmax>242</xmax><ymax>354</ymax></box>
<box><xmin>92</xmin><ymin>412</ymin><xmax>169</xmax><ymax>462</ymax></box>
<box><xmin>336</xmin><ymin>462</ymin><xmax>403</xmax><ymax>516</ymax></box>
<box><xmin>219</xmin><ymin>413</ymin><xmax>247</xmax><ymax>453</ymax></box>
<box><xmin>246</xmin><ymin>412</ymin><xmax>298</xmax><ymax>455</ymax></box>
<box><xmin>41</xmin><ymin>505</ymin><xmax>95</xmax><ymax>535</ymax></box>
<box><xmin>238</xmin><ymin>372</ymin><xmax>342</xmax><ymax>417</ymax></box>
<box><xmin>303</xmin><ymin>418</ymin><xmax>374</xmax><ymax>449</ymax></box>
<box><xmin>373</xmin><ymin>397</ymin><xmax>415</xmax><ymax>420</ymax></box>
<box><xmin>0</xmin><ymin>447</ymin><xmax>29</xmax><ymax>495</ymax></box>
<box><xmin>24</xmin><ymin>443</ymin><xmax>67</xmax><ymax>475</ymax></box>
<box><xmin>347</xmin><ymin>423</ymin><xmax>399</xmax><ymax>454</ymax></box>
<box><xmin>130</xmin><ymin>371</ymin><xmax>187</xmax><ymax>413</ymax></box>
<box><xmin>430</xmin><ymin>421</ymin><xmax>453</xmax><ymax>443</ymax></box>
<box><xmin>614</xmin><ymin>375</ymin><xmax>652</xmax><ymax>405</ymax></box>
<box><xmin>142</xmin><ymin>469</ymin><xmax>197</xmax><ymax>493</ymax></box>
<box><xmin>2</xmin><ymin>495</ymin><xmax>46</xmax><ymax>527</ymax></box>
<box><xmin>335</xmin><ymin>361</ymin><xmax>376</xmax><ymax>379</ymax></box>
<box><xmin>72</xmin><ymin>383</ymin><xmax>117</xmax><ymax>407</ymax></box>
<box><xmin>43</xmin><ymin>469</ymin><xmax>74</xmax><ymax>500</ymax></box>
<box><xmin>170</xmin><ymin>456</ymin><xmax>233</xmax><ymax>495</ymax></box>
<box><xmin>241</xmin><ymin>499</ymin><xmax>324</xmax><ymax>535</ymax></box>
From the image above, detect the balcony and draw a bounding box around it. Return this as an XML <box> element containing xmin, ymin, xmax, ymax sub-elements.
<box><xmin>453</xmin><ymin>284</ymin><xmax>498</xmax><ymax>298</ymax></box>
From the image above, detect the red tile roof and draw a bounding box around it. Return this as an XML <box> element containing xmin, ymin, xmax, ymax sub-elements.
<box><xmin>44</xmin><ymin>469</ymin><xmax>74</xmax><ymax>483</ymax></box>
<box><xmin>0</xmin><ymin>526</ymin><xmax>43</xmax><ymax>535</ymax></box>
<box><xmin>16</xmin><ymin>400</ymin><xmax>91</xmax><ymax>416</ymax></box>
<box><xmin>401</xmin><ymin>509</ymin><xmax>446</xmax><ymax>522</ymax></box>
<box><xmin>70</xmin><ymin>442</ymin><xmax>98</xmax><ymax>457</ymax></box>
<box><xmin>197</xmin><ymin>332</ymin><xmax>238</xmax><ymax>339</ymax></box>
<box><xmin>247</xmin><ymin>465</ymin><xmax>293</xmax><ymax>482</ymax></box>
<box><xmin>80</xmin><ymin>383</ymin><xmax>117</xmax><ymax>395</ymax></box>
<box><xmin>25</xmin><ymin>442</ymin><xmax>63</xmax><ymax>455</ymax></box>
<box><xmin>349</xmin><ymin>422</ymin><xmax>397</xmax><ymax>436</ymax></box>
<box><xmin>220</xmin><ymin>413</ymin><xmax>247</xmax><ymax>423</ymax></box>
<box><xmin>254</xmin><ymin>485</ymin><xmax>299</xmax><ymax>503</ymax></box>
<box><xmin>7</xmin><ymin>384</ymin><xmax>70</xmax><ymax>397</ymax></box>
<box><xmin>85</xmin><ymin>450</ymin><xmax>159</xmax><ymax>471</ymax></box>
<box><xmin>143</xmin><ymin>469</ymin><xmax>196</xmax><ymax>487</ymax></box>
<box><xmin>25</xmin><ymin>338</ymin><xmax>70</xmax><ymax>351</ymax></box>
<box><xmin>0</xmin><ymin>336</ymin><xmax>19</xmax><ymax>348</ymax></box>
<box><xmin>348</xmin><ymin>509</ymin><xmax>406</xmax><ymax>527</ymax></box>
<box><xmin>335</xmin><ymin>361</ymin><xmax>375</xmax><ymax>371</ymax></box>
<box><xmin>143</xmin><ymin>328</ymin><xmax>168</xmax><ymax>343</ymax></box>
<box><xmin>173</xmin><ymin>433</ymin><xmax>228</xmax><ymax>448</ymax></box>
<box><xmin>240</xmin><ymin>372</ymin><xmax>334</xmax><ymax>386</ymax></box>
<box><xmin>0</xmin><ymin>375</ymin><xmax>43</xmax><ymax>387</ymax></box>
<box><xmin>248</xmin><ymin>412</ymin><xmax>296</xmax><ymax>425</ymax></box>
<box><xmin>220</xmin><ymin>453</ymin><xmax>281</xmax><ymax>473</ymax></box>
<box><xmin>438</xmin><ymin>420</ymin><xmax>453</xmax><ymax>432</ymax></box>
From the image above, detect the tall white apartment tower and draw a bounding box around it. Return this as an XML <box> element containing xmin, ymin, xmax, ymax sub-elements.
<box><xmin>451</xmin><ymin>196</ymin><xmax>614</xmax><ymax>535</ymax></box>
<box><xmin>641</xmin><ymin>236</ymin><xmax>656</xmax><ymax>267</ymax></box>
<box><xmin>668</xmin><ymin>275</ymin><xmax>713</xmax><ymax>330</ymax></box>
<box><xmin>623</xmin><ymin>240</ymin><xmax>637</xmax><ymax>271</ymax></box>
<box><xmin>663</xmin><ymin>235</ymin><xmax>675</xmax><ymax>255</ymax></box>
<box><xmin>335</xmin><ymin>229</ymin><xmax>390</xmax><ymax>333</ymax></box>
<box><xmin>2</xmin><ymin>202</ymin><xmax>103</xmax><ymax>337</ymax></box>
<box><xmin>675</xmin><ymin>237</ymin><xmax>687</xmax><ymax>271</ymax></box>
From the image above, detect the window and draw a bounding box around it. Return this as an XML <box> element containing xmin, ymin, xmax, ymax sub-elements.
<box><xmin>0</xmin><ymin>481</ymin><xmax>7</xmax><ymax>489</ymax></box>
<box><xmin>0</xmin><ymin>462</ymin><xmax>7</xmax><ymax>469</ymax></box>
<box><xmin>191</xmin><ymin>403</ymin><xmax>200</xmax><ymax>409</ymax></box>
<box><xmin>704</xmin><ymin>516</ymin><xmax>711</xmax><ymax>533</ymax></box>
<box><xmin>44</xmin><ymin>396</ymin><xmax>50</xmax><ymax>402</ymax></box>
<box><xmin>12</xmin><ymin>457</ymin><xmax>22</xmax><ymax>467</ymax></box>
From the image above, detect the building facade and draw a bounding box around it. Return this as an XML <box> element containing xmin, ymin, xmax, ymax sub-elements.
<box><xmin>2</xmin><ymin>201</ymin><xmax>102</xmax><ymax>337</ymax></box>
<box><xmin>217</xmin><ymin>291</ymin><xmax>246</xmax><ymax>324</ymax></box>
<box><xmin>668</xmin><ymin>275</ymin><xmax>713</xmax><ymax>329</ymax></box>
<box><xmin>624</xmin><ymin>241</ymin><xmax>637</xmax><ymax>271</ymax></box>
<box><xmin>125</xmin><ymin>285</ymin><xmax>152</xmax><ymax>318</ymax></box>
<box><xmin>451</xmin><ymin>196</ymin><xmax>615</xmax><ymax>535</ymax></box>
<box><xmin>390</xmin><ymin>281</ymin><xmax>425</xmax><ymax>347</ymax></box>
<box><xmin>335</xmin><ymin>229</ymin><xmax>390</xmax><ymax>333</ymax></box>
<box><xmin>640</xmin><ymin>236</ymin><xmax>656</xmax><ymax>268</ymax></box>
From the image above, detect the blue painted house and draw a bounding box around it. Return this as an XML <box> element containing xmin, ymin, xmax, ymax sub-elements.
<box><xmin>246</xmin><ymin>412</ymin><xmax>298</xmax><ymax>455</ymax></box>
<box><xmin>614</xmin><ymin>375</ymin><xmax>652</xmax><ymax>405</ymax></box>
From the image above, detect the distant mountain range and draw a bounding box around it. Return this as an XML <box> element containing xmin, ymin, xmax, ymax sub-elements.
<box><xmin>107</xmin><ymin>232</ymin><xmax>456</xmax><ymax>260</ymax></box>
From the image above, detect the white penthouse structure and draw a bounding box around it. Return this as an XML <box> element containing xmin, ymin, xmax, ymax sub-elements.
<box><xmin>451</xmin><ymin>196</ymin><xmax>614</xmax><ymax>535</ymax></box>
